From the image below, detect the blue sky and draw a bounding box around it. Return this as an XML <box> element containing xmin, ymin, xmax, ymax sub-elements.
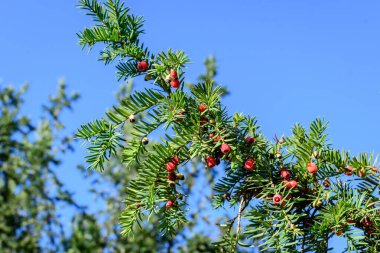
<box><xmin>1</xmin><ymin>0</ymin><xmax>380</xmax><ymax>251</ymax></box>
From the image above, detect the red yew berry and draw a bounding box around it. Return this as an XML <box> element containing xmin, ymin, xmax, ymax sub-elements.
<box><xmin>244</xmin><ymin>158</ymin><xmax>255</xmax><ymax>171</ymax></box>
<box><xmin>166</xmin><ymin>200</ymin><xmax>174</xmax><ymax>208</ymax></box>
<box><xmin>198</xmin><ymin>103</ymin><xmax>207</xmax><ymax>113</ymax></box>
<box><xmin>288</xmin><ymin>180</ymin><xmax>298</xmax><ymax>189</ymax></box>
<box><xmin>167</xmin><ymin>173</ymin><xmax>177</xmax><ymax>181</ymax></box>
<box><xmin>209</xmin><ymin>133</ymin><xmax>220</xmax><ymax>142</ymax></box>
<box><xmin>166</xmin><ymin>162</ymin><xmax>176</xmax><ymax>172</ymax></box>
<box><xmin>280</xmin><ymin>170</ymin><xmax>291</xmax><ymax>179</ymax></box>
<box><xmin>245</xmin><ymin>136</ymin><xmax>255</xmax><ymax>145</ymax></box>
<box><xmin>284</xmin><ymin>180</ymin><xmax>298</xmax><ymax>189</ymax></box>
<box><xmin>170</xmin><ymin>79</ymin><xmax>180</xmax><ymax>88</ymax></box>
<box><xmin>322</xmin><ymin>178</ymin><xmax>331</xmax><ymax>188</ymax></box>
<box><xmin>206</xmin><ymin>156</ymin><xmax>216</xmax><ymax>168</ymax></box>
<box><xmin>171</xmin><ymin>156</ymin><xmax>179</xmax><ymax>165</ymax></box>
<box><xmin>307</xmin><ymin>162</ymin><xmax>318</xmax><ymax>174</ymax></box>
<box><xmin>170</xmin><ymin>69</ymin><xmax>178</xmax><ymax>79</ymax></box>
<box><xmin>273</xmin><ymin>194</ymin><xmax>283</xmax><ymax>205</ymax></box>
<box><xmin>361</xmin><ymin>217</ymin><xmax>372</xmax><ymax>227</ymax></box>
<box><xmin>137</xmin><ymin>61</ymin><xmax>148</xmax><ymax>71</ymax></box>
<box><xmin>221</xmin><ymin>143</ymin><xmax>231</xmax><ymax>154</ymax></box>
<box><xmin>345</xmin><ymin>166</ymin><xmax>353</xmax><ymax>176</ymax></box>
<box><xmin>335</xmin><ymin>229</ymin><xmax>343</xmax><ymax>236</ymax></box>
<box><xmin>346</xmin><ymin>219</ymin><xmax>355</xmax><ymax>224</ymax></box>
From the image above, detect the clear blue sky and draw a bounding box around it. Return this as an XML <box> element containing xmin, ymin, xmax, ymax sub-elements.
<box><xmin>1</xmin><ymin>1</ymin><xmax>380</xmax><ymax>251</ymax></box>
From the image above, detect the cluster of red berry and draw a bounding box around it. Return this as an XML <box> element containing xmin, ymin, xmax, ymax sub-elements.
<box><xmin>136</xmin><ymin>60</ymin><xmax>378</xmax><ymax>237</ymax></box>
<box><xmin>165</xmin><ymin>156</ymin><xmax>184</xmax><ymax>208</ymax></box>
<box><xmin>205</xmin><ymin>135</ymin><xmax>256</xmax><ymax>170</ymax></box>
<box><xmin>166</xmin><ymin>69</ymin><xmax>180</xmax><ymax>89</ymax></box>
<box><xmin>272</xmin><ymin>162</ymin><xmax>318</xmax><ymax>206</ymax></box>
<box><xmin>198</xmin><ymin>97</ymin><xmax>257</xmax><ymax>170</ymax></box>
<box><xmin>136</xmin><ymin>61</ymin><xmax>180</xmax><ymax>89</ymax></box>
<box><xmin>333</xmin><ymin>216</ymin><xmax>374</xmax><ymax>236</ymax></box>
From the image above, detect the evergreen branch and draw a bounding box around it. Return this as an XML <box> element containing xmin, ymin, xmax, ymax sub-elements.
<box><xmin>76</xmin><ymin>119</ymin><xmax>124</xmax><ymax>171</ymax></box>
<box><xmin>106</xmin><ymin>88</ymin><xmax>165</xmax><ymax>124</ymax></box>
<box><xmin>78</xmin><ymin>1</ymin><xmax>380</xmax><ymax>251</ymax></box>
<box><xmin>78</xmin><ymin>0</ymin><xmax>109</xmax><ymax>25</ymax></box>
<box><xmin>76</xmin><ymin>119</ymin><xmax>113</xmax><ymax>140</ymax></box>
<box><xmin>77</xmin><ymin>26</ymin><xmax>118</xmax><ymax>47</ymax></box>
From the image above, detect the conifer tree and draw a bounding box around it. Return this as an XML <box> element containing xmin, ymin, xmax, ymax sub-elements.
<box><xmin>0</xmin><ymin>80</ymin><xmax>80</xmax><ymax>252</ymax></box>
<box><xmin>77</xmin><ymin>1</ymin><xmax>380</xmax><ymax>252</ymax></box>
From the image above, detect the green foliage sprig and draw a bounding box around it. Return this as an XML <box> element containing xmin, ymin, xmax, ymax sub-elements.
<box><xmin>77</xmin><ymin>1</ymin><xmax>380</xmax><ymax>252</ymax></box>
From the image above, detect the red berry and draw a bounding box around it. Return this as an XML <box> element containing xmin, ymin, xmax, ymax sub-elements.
<box><xmin>244</xmin><ymin>158</ymin><xmax>255</xmax><ymax>171</ymax></box>
<box><xmin>345</xmin><ymin>166</ymin><xmax>353</xmax><ymax>176</ymax></box>
<box><xmin>206</xmin><ymin>156</ymin><xmax>216</xmax><ymax>168</ymax></box>
<box><xmin>273</xmin><ymin>194</ymin><xmax>283</xmax><ymax>205</ymax></box>
<box><xmin>171</xmin><ymin>156</ymin><xmax>179</xmax><ymax>165</ymax></box>
<box><xmin>361</xmin><ymin>217</ymin><xmax>372</xmax><ymax>227</ymax></box>
<box><xmin>167</xmin><ymin>173</ymin><xmax>177</xmax><ymax>181</ymax></box>
<box><xmin>198</xmin><ymin>103</ymin><xmax>207</xmax><ymax>113</ymax></box>
<box><xmin>221</xmin><ymin>143</ymin><xmax>231</xmax><ymax>154</ymax></box>
<box><xmin>170</xmin><ymin>79</ymin><xmax>180</xmax><ymax>88</ymax></box>
<box><xmin>170</xmin><ymin>69</ymin><xmax>178</xmax><ymax>79</ymax></box>
<box><xmin>307</xmin><ymin>162</ymin><xmax>318</xmax><ymax>174</ymax></box>
<box><xmin>288</xmin><ymin>180</ymin><xmax>298</xmax><ymax>188</ymax></box>
<box><xmin>283</xmin><ymin>180</ymin><xmax>298</xmax><ymax>189</ymax></box>
<box><xmin>166</xmin><ymin>200</ymin><xmax>174</xmax><ymax>208</ymax></box>
<box><xmin>166</xmin><ymin>162</ymin><xmax>176</xmax><ymax>172</ymax></box>
<box><xmin>245</xmin><ymin>136</ymin><xmax>255</xmax><ymax>145</ymax></box>
<box><xmin>280</xmin><ymin>170</ymin><xmax>291</xmax><ymax>179</ymax></box>
<box><xmin>335</xmin><ymin>229</ymin><xmax>343</xmax><ymax>236</ymax></box>
<box><xmin>209</xmin><ymin>133</ymin><xmax>220</xmax><ymax>142</ymax></box>
<box><xmin>322</xmin><ymin>178</ymin><xmax>331</xmax><ymax>188</ymax></box>
<box><xmin>137</xmin><ymin>61</ymin><xmax>148</xmax><ymax>71</ymax></box>
<box><xmin>346</xmin><ymin>219</ymin><xmax>355</xmax><ymax>224</ymax></box>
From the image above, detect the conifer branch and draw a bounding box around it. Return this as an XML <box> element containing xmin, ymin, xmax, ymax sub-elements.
<box><xmin>77</xmin><ymin>1</ymin><xmax>380</xmax><ymax>251</ymax></box>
